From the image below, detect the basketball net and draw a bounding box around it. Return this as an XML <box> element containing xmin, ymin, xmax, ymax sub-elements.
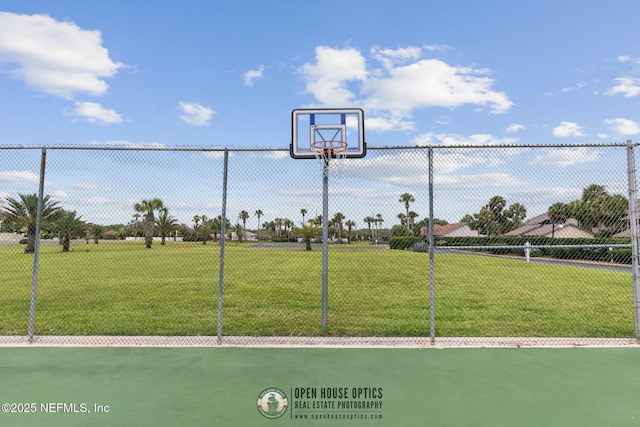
<box><xmin>312</xmin><ymin>140</ymin><xmax>347</xmax><ymax>177</ymax></box>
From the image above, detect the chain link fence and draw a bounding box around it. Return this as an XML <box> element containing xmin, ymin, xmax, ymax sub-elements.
<box><xmin>1</xmin><ymin>143</ymin><xmax>639</xmax><ymax>346</ymax></box>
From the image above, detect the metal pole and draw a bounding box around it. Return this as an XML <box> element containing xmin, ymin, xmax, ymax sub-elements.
<box><xmin>322</xmin><ymin>158</ymin><xmax>329</xmax><ymax>330</ymax></box>
<box><xmin>217</xmin><ymin>149</ymin><xmax>229</xmax><ymax>344</ymax></box>
<box><xmin>28</xmin><ymin>148</ymin><xmax>47</xmax><ymax>343</ymax></box>
<box><xmin>625</xmin><ymin>140</ymin><xmax>640</xmax><ymax>343</ymax></box>
<box><xmin>428</xmin><ymin>146</ymin><xmax>436</xmax><ymax>345</ymax></box>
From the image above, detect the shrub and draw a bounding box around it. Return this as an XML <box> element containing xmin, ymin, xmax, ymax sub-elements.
<box><xmin>409</xmin><ymin>241</ymin><xmax>430</xmax><ymax>252</ymax></box>
<box><xmin>389</xmin><ymin>236</ymin><xmax>418</xmax><ymax>250</ymax></box>
<box><xmin>102</xmin><ymin>230</ymin><xmax>119</xmax><ymax>240</ymax></box>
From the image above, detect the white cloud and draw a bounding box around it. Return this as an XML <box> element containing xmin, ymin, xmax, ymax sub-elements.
<box><xmin>0</xmin><ymin>170</ymin><xmax>40</xmax><ymax>184</ymax></box>
<box><xmin>263</xmin><ymin>151</ymin><xmax>288</xmax><ymax>160</ymax></box>
<box><xmin>433</xmin><ymin>172</ymin><xmax>523</xmax><ymax>189</ymax></box>
<box><xmin>413</xmin><ymin>132</ymin><xmax>518</xmax><ymax>146</ymax></box>
<box><xmin>300</xmin><ymin>46</ymin><xmax>367</xmax><ymax>105</ymax></box>
<box><xmin>512</xmin><ymin>186</ymin><xmax>583</xmax><ymax>203</ymax></box>
<box><xmin>604</xmin><ymin>118</ymin><xmax>640</xmax><ymax>135</ymax></box>
<box><xmin>340</xmin><ymin>134</ymin><xmax>520</xmax><ymax>188</ymax></box>
<box><xmin>435</xmin><ymin>116</ymin><xmax>451</xmax><ymax>125</ymax></box>
<box><xmin>73</xmin><ymin>181</ymin><xmax>98</xmax><ymax>190</ymax></box>
<box><xmin>364</xmin><ymin>58</ymin><xmax>512</xmax><ymax>114</ymax></box>
<box><xmin>89</xmin><ymin>139</ymin><xmax>167</xmax><ymax>149</ymax></box>
<box><xmin>279</xmin><ymin>186</ymin><xmax>378</xmax><ymax>199</ymax></box>
<box><xmin>365</xmin><ymin>114</ymin><xmax>415</xmax><ymax>132</ymax></box>
<box><xmin>606</xmin><ymin>77</ymin><xmax>640</xmax><ymax>98</ymax></box>
<box><xmin>52</xmin><ymin>190</ymin><xmax>68</xmax><ymax>199</ymax></box>
<box><xmin>423</xmin><ymin>43</ymin><xmax>451</xmax><ymax>52</ymax></box>
<box><xmin>86</xmin><ymin>197</ymin><xmax>108</xmax><ymax>205</ymax></box>
<box><xmin>179</xmin><ymin>101</ymin><xmax>215</xmax><ymax>126</ymax></box>
<box><xmin>243</xmin><ymin>65</ymin><xmax>264</xmax><ymax>86</ymax></box>
<box><xmin>370</xmin><ymin>45</ymin><xmax>422</xmax><ymax>70</ymax></box>
<box><xmin>298</xmin><ymin>45</ymin><xmax>513</xmax><ymax>131</ymax></box>
<box><xmin>506</xmin><ymin>123</ymin><xmax>525</xmax><ymax>133</ymax></box>
<box><xmin>552</xmin><ymin>121</ymin><xmax>585</xmax><ymax>137</ymax></box>
<box><xmin>72</xmin><ymin>101</ymin><xmax>122</xmax><ymax>125</ymax></box>
<box><xmin>202</xmin><ymin>148</ymin><xmax>230</xmax><ymax>159</ymax></box>
<box><xmin>530</xmin><ymin>147</ymin><xmax>600</xmax><ymax>167</ymax></box>
<box><xmin>560</xmin><ymin>82</ymin><xmax>586</xmax><ymax>93</ymax></box>
<box><xmin>0</xmin><ymin>12</ymin><xmax>124</xmax><ymax>99</ymax></box>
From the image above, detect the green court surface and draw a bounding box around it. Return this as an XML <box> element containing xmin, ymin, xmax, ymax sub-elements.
<box><xmin>0</xmin><ymin>347</ymin><xmax>639</xmax><ymax>426</ymax></box>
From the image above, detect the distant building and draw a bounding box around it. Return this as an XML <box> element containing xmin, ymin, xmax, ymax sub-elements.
<box><xmin>432</xmin><ymin>222</ymin><xmax>481</xmax><ymax>238</ymax></box>
<box><xmin>505</xmin><ymin>213</ymin><xmax>594</xmax><ymax>238</ymax></box>
<box><xmin>230</xmin><ymin>231</ymin><xmax>257</xmax><ymax>241</ymax></box>
<box><xmin>0</xmin><ymin>232</ymin><xmax>22</xmax><ymax>243</ymax></box>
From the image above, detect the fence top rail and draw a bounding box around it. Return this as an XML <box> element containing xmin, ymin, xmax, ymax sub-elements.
<box><xmin>439</xmin><ymin>244</ymin><xmax>632</xmax><ymax>250</ymax></box>
<box><xmin>369</xmin><ymin>141</ymin><xmax>631</xmax><ymax>150</ymax></box>
<box><xmin>0</xmin><ymin>141</ymin><xmax>634</xmax><ymax>152</ymax></box>
<box><xmin>0</xmin><ymin>145</ymin><xmax>286</xmax><ymax>152</ymax></box>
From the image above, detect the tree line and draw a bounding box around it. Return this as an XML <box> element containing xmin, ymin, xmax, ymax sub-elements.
<box><xmin>2</xmin><ymin>184</ymin><xmax>629</xmax><ymax>254</ymax></box>
<box><xmin>462</xmin><ymin>184</ymin><xmax>629</xmax><ymax>237</ymax></box>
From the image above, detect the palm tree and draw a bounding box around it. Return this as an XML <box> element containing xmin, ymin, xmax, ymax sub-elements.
<box><xmin>364</xmin><ymin>216</ymin><xmax>375</xmax><ymax>241</ymax></box>
<box><xmin>274</xmin><ymin>217</ymin><xmax>284</xmax><ymax>238</ymax></box>
<box><xmin>345</xmin><ymin>219</ymin><xmax>356</xmax><ymax>243</ymax></box>
<box><xmin>239</xmin><ymin>210</ymin><xmax>249</xmax><ymax>236</ymax></box>
<box><xmin>486</xmin><ymin>195</ymin><xmax>507</xmax><ymax>235</ymax></box>
<box><xmin>132</xmin><ymin>213</ymin><xmax>141</xmax><ymax>237</ymax></box>
<box><xmin>375</xmin><ymin>213</ymin><xmax>384</xmax><ymax>241</ymax></box>
<box><xmin>332</xmin><ymin>212</ymin><xmax>345</xmax><ymax>240</ymax></box>
<box><xmin>399</xmin><ymin>193</ymin><xmax>415</xmax><ymax>231</ymax></box>
<box><xmin>155</xmin><ymin>207</ymin><xmax>178</xmax><ymax>245</ymax></box>
<box><xmin>211</xmin><ymin>215</ymin><xmax>231</xmax><ymax>242</ymax></box>
<box><xmin>193</xmin><ymin>215</ymin><xmax>201</xmax><ymax>231</ymax></box>
<box><xmin>255</xmin><ymin>210</ymin><xmax>263</xmax><ymax>240</ymax></box>
<box><xmin>297</xmin><ymin>222</ymin><xmax>321</xmax><ymax>250</ymax></box>
<box><xmin>263</xmin><ymin>221</ymin><xmax>274</xmax><ymax>239</ymax></box>
<box><xmin>234</xmin><ymin>222</ymin><xmax>243</xmax><ymax>243</ymax></box>
<box><xmin>54</xmin><ymin>210</ymin><xmax>86</xmax><ymax>252</ymax></box>
<box><xmin>301</xmin><ymin>208</ymin><xmax>308</xmax><ymax>224</ymax></box>
<box><xmin>200</xmin><ymin>215</ymin><xmax>212</xmax><ymax>243</ymax></box>
<box><xmin>88</xmin><ymin>223</ymin><xmax>103</xmax><ymax>244</ymax></box>
<box><xmin>284</xmin><ymin>218</ymin><xmax>294</xmax><ymax>240</ymax></box>
<box><xmin>504</xmin><ymin>202</ymin><xmax>527</xmax><ymax>232</ymax></box>
<box><xmin>2</xmin><ymin>193</ymin><xmax>61</xmax><ymax>253</ymax></box>
<box><xmin>134</xmin><ymin>198</ymin><xmax>164</xmax><ymax>249</ymax></box>
<box><xmin>407</xmin><ymin>211</ymin><xmax>419</xmax><ymax>234</ymax></box>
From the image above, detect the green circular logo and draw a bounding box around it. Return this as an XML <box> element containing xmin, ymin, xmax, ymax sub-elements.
<box><xmin>257</xmin><ymin>388</ymin><xmax>288</xmax><ymax>419</ymax></box>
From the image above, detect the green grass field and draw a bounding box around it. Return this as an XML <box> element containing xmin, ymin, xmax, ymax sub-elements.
<box><xmin>0</xmin><ymin>241</ymin><xmax>635</xmax><ymax>337</ymax></box>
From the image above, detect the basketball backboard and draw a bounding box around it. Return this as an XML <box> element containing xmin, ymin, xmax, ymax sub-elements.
<box><xmin>290</xmin><ymin>108</ymin><xmax>365</xmax><ymax>159</ymax></box>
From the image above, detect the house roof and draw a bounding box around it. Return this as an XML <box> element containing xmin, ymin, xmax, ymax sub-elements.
<box><xmin>504</xmin><ymin>223</ymin><xmax>544</xmax><ymax>236</ymax></box>
<box><xmin>505</xmin><ymin>222</ymin><xmax>593</xmax><ymax>238</ymax></box>
<box><xmin>433</xmin><ymin>222</ymin><xmax>468</xmax><ymax>236</ymax></box>
<box><xmin>612</xmin><ymin>229</ymin><xmax>632</xmax><ymax>238</ymax></box>
<box><xmin>523</xmin><ymin>212</ymin><xmax>549</xmax><ymax>225</ymax></box>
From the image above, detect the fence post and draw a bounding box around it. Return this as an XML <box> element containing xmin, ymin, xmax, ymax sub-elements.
<box><xmin>428</xmin><ymin>146</ymin><xmax>436</xmax><ymax>345</ymax></box>
<box><xmin>625</xmin><ymin>140</ymin><xmax>640</xmax><ymax>343</ymax></box>
<box><xmin>217</xmin><ymin>148</ymin><xmax>229</xmax><ymax>344</ymax></box>
<box><xmin>28</xmin><ymin>147</ymin><xmax>47</xmax><ymax>343</ymax></box>
<box><xmin>321</xmin><ymin>157</ymin><xmax>329</xmax><ymax>330</ymax></box>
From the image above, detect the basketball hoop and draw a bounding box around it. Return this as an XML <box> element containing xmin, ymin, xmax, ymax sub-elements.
<box><xmin>311</xmin><ymin>140</ymin><xmax>347</xmax><ymax>177</ymax></box>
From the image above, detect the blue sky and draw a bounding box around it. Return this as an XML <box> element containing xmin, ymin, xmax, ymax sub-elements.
<box><xmin>1</xmin><ymin>1</ymin><xmax>640</xmax><ymax>228</ymax></box>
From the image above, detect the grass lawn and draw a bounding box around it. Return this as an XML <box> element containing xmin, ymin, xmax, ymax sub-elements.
<box><xmin>0</xmin><ymin>241</ymin><xmax>635</xmax><ymax>337</ymax></box>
